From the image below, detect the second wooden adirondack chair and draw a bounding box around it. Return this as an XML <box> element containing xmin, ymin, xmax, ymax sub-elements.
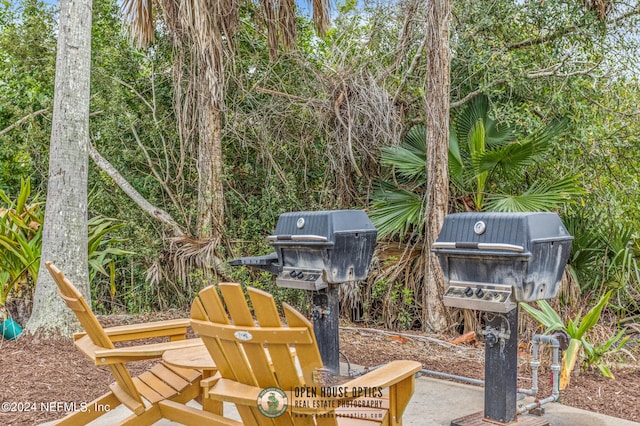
<box><xmin>189</xmin><ymin>283</ymin><xmax>422</xmax><ymax>425</ymax></box>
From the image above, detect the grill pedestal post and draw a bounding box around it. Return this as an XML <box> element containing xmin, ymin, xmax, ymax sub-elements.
<box><xmin>452</xmin><ymin>306</ymin><xmax>549</xmax><ymax>426</ymax></box>
<box><xmin>313</xmin><ymin>284</ymin><xmax>340</xmax><ymax>374</ymax></box>
<box><xmin>483</xmin><ymin>307</ymin><xmax>518</xmax><ymax>423</ymax></box>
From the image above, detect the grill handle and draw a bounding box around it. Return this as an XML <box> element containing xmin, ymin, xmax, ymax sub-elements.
<box><xmin>432</xmin><ymin>242</ymin><xmax>524</xmax><ymax>253</ymax></box>
<box><xmin>267</xmin><ymin>234</ymin><xmax>329</xmax><ymax>242</ymax></box>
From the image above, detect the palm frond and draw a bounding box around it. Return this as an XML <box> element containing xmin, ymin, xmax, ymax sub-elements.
<box><xmin>484</xmin><ymin>174</ymin><xmax>583</xmax><ymax>212</ymax></box>
<box><xmin>474</xmin><ymin>119</ymin><xmax>567</xmax><ymax>175</ymax></box>
<box><xmin>369</xmin><ymin>184</ymin><xmax>424</xmax><ymax>239</ymax></box>
<box><xmin>448</xmin><ymin>122</ymin><xmax>463</xmax><ymax>169</ymax></box>
<box><xmin>455</xmin><ymin>94</ymin><xmax>489</xmax><ymax>145</ymax></box>
<box><xmin>380</xmin><ymin>146</ymin><xmax>426</xmax><ymax>184</ymax></box>
<box><xmin>121</xmin><ymin>0</ymin><xmax>155</xmax><ymax>47</ymax></box>
<box><xmin>379</xmin><ymin>125</ymin><xmax>427</xmax><ymax>183</ymax></box>
<box><xmin>448</xmin><ymin>151</ymin><xmax>464</xmax><ymax>191</ymax></box>
<box><xmin>454</xmin><ymin>94</ymin><xmax>514</xmax><ymax>149</ymax></box>
<box><xmin>469</xmin><ymin>120</ymin><xmax>488</xmax><ymax>209</ymax></box>
<box><xmin>403</xmin><ymin>125</ymin><xmax>427</xmax><ymax>155</ymax></box>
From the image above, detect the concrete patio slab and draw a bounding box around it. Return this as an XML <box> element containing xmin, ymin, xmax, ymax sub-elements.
<box><xmin>39</xmin><ymin>372</ymin><xmax>639</xmax><ymax>425</ymax></box>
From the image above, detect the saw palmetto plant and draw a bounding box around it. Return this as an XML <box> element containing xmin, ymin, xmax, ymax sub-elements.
<box><xmin>369</xmin><ymin>95</ymin><xmax>583</xmax><ymax>240</ymax></box>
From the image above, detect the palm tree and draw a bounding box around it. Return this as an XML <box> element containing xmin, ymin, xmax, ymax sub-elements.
<box><xmin>117</xmin><ymin>0</ymin><xmax>331</xmax><ymax>285</ymax></box>
<box><xmin>370</xmin><ymin>94</ymin><xmax>583</xmax><ymax>239</ymax></box>
<box><xmin>121</xmin><ymin>0</ymin><xmax>330</xmax><ymax>244</ymax></box>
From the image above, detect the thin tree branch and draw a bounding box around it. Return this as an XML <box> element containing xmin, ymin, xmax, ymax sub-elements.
<box><xmin>392</xmin><ymin>24</ymin><xmax>429</xmax><ymax>105</ymax></box>
<box><xmin>112</xmin><ymin>76</ymin><xmax>154</xmax><ymax>112</ymax></box>
<box><xmin>253</xmin><ymin>85</ymin><xmax>329</xmax><ymax>106</ymax></box>
<box><xmin>129</xmin><ymin>122</ymin><xmax>188</xmax><ymax>226</ymax></box>
<box><xmin>508</xmin><ymin>6</ymin><xmax>640</xmax><ymax>50</ymax></box>
<box><xmin>0</xmin><ymin>109</ymin><xmax>49</xmax><ymax>137</ymax></box>
<box><xmin>88</xmin><ymin>143</ymin><xmax>187</xmax><ymax>236</ymax></box>
<box><xmin>526</xmin><ymin>62</ymin><xmax>601</xmax><ymax>78</ymax></box>
<box><xmin>451</xmin><ymin>58</ymin><xmax>599</xmax><ymax>109</ymax></box>
<box><xmin>451</xmin><ymin>79</ymin><xmax>507</xmax><ymax>109</ymax></box>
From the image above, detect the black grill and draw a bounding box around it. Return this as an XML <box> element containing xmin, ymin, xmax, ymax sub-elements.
<box><xmin>268</xmin><ymin>210</ymin><xmax>377</xmax><ymax>290</ymax></box>
<box><xmin>433</xmin><ymin>212</ymin><xmax>573</xmax><ymax>312</ymax></box>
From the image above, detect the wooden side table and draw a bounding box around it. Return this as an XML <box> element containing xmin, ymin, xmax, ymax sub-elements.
<box><xmin>162</xmin><ymin>339</ymin><xmax>221</xmax><ymax>414</ymax></box>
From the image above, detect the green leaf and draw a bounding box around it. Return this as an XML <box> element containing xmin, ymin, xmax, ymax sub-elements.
<box><xmin>597</xmin><ymin>364</ymin><xmax>615</xmax><ymax>379</ymax></box>
<box><xmin>0</xmin><ymin>187</ymin><xmax>11</xmax><ymax>205</ymax></box>
<box><xmin>576</xmin><ymin>290</ymin><xmax>612</xmax><ymax>338</ymax></box>
<box><xmin>519</xmin><ymin>300</ymin><xmax>564</xmax><ymax>332</ymax></box>
<box><xmin>566</xmin><ymin>317</ymin><xmax>579</xmax><ymax>336</ymax></box>
<box><xmin>16</xmin><ymin>177</ymin><xmax>30</xmax><ymax>214</ymax></box>
<box><xmin>109</xmin><ymin>261</ymin><xmax>116</xmax><ymax>298</ymax></box>
<box><xmin>484</xmin><ymin>174</ymin><xmax>583</xmax><ymax>212</ymax></box>
<box><xmin>563</xmin><ymin>338</ymin><xmax>583</xmax><ymax>378</ymax></box>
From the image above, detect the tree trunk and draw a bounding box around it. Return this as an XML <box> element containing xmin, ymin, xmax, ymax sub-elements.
<box><xmin>196</xmin><ymin>97</ymin><xmax>225</xmax><ymax>241</ymax></box>
<box><xmin>26</xmin><ymin>0</ymin><xmax>92</xmax><ymax>336</ymax></box>
<box><xmin>422</xmin><ymin>0</ymin><xmax>451</xmax><ymax>332</ymax></box>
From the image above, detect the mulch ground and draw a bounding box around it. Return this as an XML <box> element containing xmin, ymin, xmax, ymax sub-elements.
<box><xmin>1</xmin><ymin>313</ymin><xmax>640</xmax><ymax>425</ymax></box>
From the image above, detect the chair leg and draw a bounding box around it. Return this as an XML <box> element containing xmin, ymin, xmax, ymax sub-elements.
<box><xmin>158</xmin><ymin>400</ymin><xmax>242</xmax><ymax>426</ymax></box>
<box><xmin>389</xmin><ymin>376</ymin><xmax>415</xmax><ymax>426</ymax></box>
<box><xmin>53</xmin><ymin>392</ymin><xmax>121</xmax><ymax>426</ymax></box>
<box><xmin>118</xmin><ymin>405</ymin><xmax>162</xmax><ymax>426</ymax></box>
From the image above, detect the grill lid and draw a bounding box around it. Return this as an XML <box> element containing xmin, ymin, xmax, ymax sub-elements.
<box><xmin>269</xmin><ymin>210</ymin><xmax>376</xmax><ymax>242</ymax></box>
<box><xmin>433</xmin><ymin>212</ymin><xmax>572</xmax><ymax>255</ymax></box>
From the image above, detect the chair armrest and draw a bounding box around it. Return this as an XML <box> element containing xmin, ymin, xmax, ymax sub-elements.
<box><xmin>73</xmin><ymin>318</ymin><xmax>191</xmax><ymax>342</ymax></box>
<box><xmin>339</xmin><ymin>360</ymin><xmax>422</xmax><ymax>390</ymax></box>
<box><xmin>208</xmin><ymin>378</ymin><xmax>263</xmax><ymax>406</ymax></box>
<box><xmin>85</xmin><ymin>338</ymin><xmax>203</xmax><ymax>365</ymax></box>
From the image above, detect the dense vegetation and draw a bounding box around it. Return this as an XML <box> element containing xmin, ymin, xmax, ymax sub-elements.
<box><xmin>2</xmin><ymin>0</ymin><xmax>640</xmax><ymax>352</ymax></box>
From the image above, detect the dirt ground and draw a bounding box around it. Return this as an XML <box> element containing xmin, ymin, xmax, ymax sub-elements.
<box><xmin>1</xmin><ymin>313</ymin><xmax>639</xmax><ymax>426</ymax></box>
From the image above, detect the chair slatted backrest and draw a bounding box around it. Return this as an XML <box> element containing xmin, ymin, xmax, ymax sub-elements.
<box><xmin>45</xmin><ymin>262</ymin><xmax>145</xmax><ymax>414</ymax></box>
<box><xmin>191</xmin><ymin>283</ymin><xmax>327</xmax><ymax>426</ymax></box>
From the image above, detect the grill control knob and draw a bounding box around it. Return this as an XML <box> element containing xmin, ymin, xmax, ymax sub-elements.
<box><xmin>464</xmin><ymin>287</ymin><xmax>474</xmax><ymax>297</ymax></box>
<box><xmin>297</xmin><ymin>272</ymin><xmax>304</xmax><ymax>279</ymax></box>
<box><xmin>289</xmin><ymin>270</ymin><xmax>297</xmax><ymax>277</ymax></box>
<box><xmin>475</xmin><ymin>288</ymin><xmax>484</xmax><ymax>298</ymax></box>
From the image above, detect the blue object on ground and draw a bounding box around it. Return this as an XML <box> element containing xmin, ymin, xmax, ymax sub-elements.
<box><xmin>1</xmin><ymin>317</ymin><xmax>23</xmax><ymax>340</ymax></box>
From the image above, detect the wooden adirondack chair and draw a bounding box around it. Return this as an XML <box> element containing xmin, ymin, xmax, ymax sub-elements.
<box><xmin>46</xmin><ymin>261</ymin><xmax>233</xmax><ymax>426</ymax></box>
<box><xmin>189</xmin><ymin>283</ymin><xmax>422</xmax><ymax>426</ymax></box>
